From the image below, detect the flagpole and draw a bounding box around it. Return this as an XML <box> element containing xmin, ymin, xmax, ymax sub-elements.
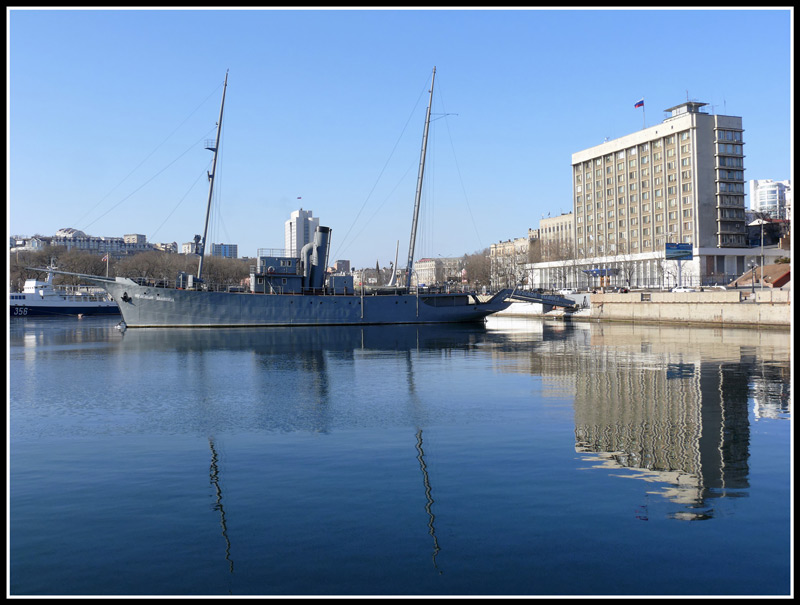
<box><xmin>635</xmin><ymin>98</ymin><xmax>645</xmax><ymax>129</ymax></box>
<box><xmin>641</xmin><ymin>97</ymin><xmax>645</xmax><ymax>129</ymax></box>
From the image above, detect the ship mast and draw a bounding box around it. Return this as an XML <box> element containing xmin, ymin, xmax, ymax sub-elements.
<box><xmin>197</xmin><ymin>70</ymin><xmax>229</xmax><ymax>282</ymax></box>
<box><xmin>405</xmin><ymin>66</ymin><xmax>436</xmax><ymax>292</ymax></box>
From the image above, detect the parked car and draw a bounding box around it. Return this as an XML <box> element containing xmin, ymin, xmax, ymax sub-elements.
<box><xmin>671</xmin><ymin>286</ymin><xmax>696</xmax><ymax>292</ymax></box>
<box><xmin>610</xmin><ymin>286</ymin><xmax>630</xmax><ymax>293</ymax></box>
<box><xmin>558</xmin><ymin>288</ymin><xmax>577</xmax><ymax>296</ymax></box>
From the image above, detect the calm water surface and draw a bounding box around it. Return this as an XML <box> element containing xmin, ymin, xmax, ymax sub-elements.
<box><xmin>8</xmin><ymin>316</ymin><xmax>792</xmax><ymax>596</ymax></box>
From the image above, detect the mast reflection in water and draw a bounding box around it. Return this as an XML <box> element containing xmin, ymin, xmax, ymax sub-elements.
<box><xmin>8</xmin><ymin>317</ymin><xmax>791</xmax><ymax>597</ymax></box>
<box><xmin>208</xmin><ymin>438</ymin><xmax>234</xmax><ymax>574</ymax></box>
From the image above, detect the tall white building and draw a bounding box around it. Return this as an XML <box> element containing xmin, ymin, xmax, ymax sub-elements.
<box><xmin>284</xmin><ymin>208</ymin><xmax>319</xmax><ymax>258</ymax></box>
<box><xmin>749</xmin><ymin>179</ymin><xmax>791</xmax><ymax>219</ymax></box>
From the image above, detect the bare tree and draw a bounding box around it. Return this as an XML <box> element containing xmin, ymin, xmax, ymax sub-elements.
<box><xmin>463</xmin><ymin>248</ymin><xmax>491</xmax><ymax>289</ymax></box>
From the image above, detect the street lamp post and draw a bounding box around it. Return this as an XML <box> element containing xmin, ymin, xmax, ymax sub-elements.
<box><xmin>760</xmin><ymin>220</ymin><xmax>764</xmax><ymax>290</ymax></box>
<box><xmin>749</xmin><ymin>215</ymin><xmax>768</xmax><ymax>291</ymax></box>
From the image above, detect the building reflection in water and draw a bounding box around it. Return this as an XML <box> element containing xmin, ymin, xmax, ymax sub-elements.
<box><xmin>574</xmin><ymin>358</ymin><xmax>752</xmax><ymax>520</ymax></box>
<box><xmin>484</xmin><ymin>319</ymin><xmax>790</xmax><ymax>522</ymax></box>
<box><xmin>568</xmin><ymin>323</ymin><xmax>787</xmax><ymax>521</ymax></box>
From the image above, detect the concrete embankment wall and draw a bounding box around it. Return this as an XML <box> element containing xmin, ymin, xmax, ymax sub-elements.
<box><xmin>590</xmin><ymin>289</ymin><xmax>791</xmax><ymax>328</ymax></box>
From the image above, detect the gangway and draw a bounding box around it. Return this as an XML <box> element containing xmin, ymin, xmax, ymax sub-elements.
<box><xmin>506</xmin><ymin>289</ymin><xmax>579</xmax><ymax>310</ymax></box>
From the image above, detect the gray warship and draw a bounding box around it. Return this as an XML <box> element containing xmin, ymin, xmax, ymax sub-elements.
<box><xmin>46</xmin><ymin>69</ymin><xmax>515</xmax><ymax>328</ymax></box>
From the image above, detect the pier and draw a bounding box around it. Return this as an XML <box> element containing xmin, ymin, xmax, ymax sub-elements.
<box><xmin>498</xmin><ymin>289</ymin><xmax>791</xmax><ymax>329</ymax></box>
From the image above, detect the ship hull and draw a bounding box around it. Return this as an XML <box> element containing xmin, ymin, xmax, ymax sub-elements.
<box><xmin>100</xmin><ymin>278</ymin><xmax>511</xmax><ymax>328</ymax></box>
<box><xmin>10</xmin><ymin>303</ymin><xmax>120</xmax><ymax>318</ymax></box>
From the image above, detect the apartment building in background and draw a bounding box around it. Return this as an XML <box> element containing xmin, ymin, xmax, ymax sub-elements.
<box><xmin>211</xmin><ymin>243</ymin><xmax>238</xmax><ymax>259</ymax></box>
<box><xmin>749</xmin><ymin>179</ymin><xmax>791</xmax><ymax>220</ymax></box>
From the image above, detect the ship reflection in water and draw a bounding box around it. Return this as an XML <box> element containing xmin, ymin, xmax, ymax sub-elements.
<box><xmin>115</xmin><ymin>319</ymin><xmax>789</xmax><ymax>525</ymax></box>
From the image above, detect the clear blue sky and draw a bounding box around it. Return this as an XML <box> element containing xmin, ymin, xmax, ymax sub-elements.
<box><xmin>8</xmin><ymin>8</ymin><xmax>793</xmax><ymax>268</ymax></box>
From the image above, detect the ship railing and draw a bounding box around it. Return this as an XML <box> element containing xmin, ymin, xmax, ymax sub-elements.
<box><xmin>129</xmin><ymin>276</ymin><xmax>246</xmax><ymax>294</ymax></box>
<box><xmin>131</xmin><ymin>277</ymin><xmax>174</xmax><ymax>288</ymax></box>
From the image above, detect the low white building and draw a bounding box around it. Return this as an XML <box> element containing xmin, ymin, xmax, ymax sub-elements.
<box><xmin>524</xmin><ymin>245</ymin><xmax>788</xmax><ymax>291</ymax></box>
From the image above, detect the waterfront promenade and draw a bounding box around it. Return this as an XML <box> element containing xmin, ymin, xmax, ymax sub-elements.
<box><xmin>497</xmin><ymin>288</ymin><xmax>791</xmax><ymax>329</ymax></box>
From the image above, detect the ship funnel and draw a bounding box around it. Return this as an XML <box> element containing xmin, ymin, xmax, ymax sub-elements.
<box><xmin>308</xmin><ymin>226</ymin><xmax>331</xmax><ymax>290</ymax></box>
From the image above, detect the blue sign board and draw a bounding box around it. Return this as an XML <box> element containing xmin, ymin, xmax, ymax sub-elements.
<box><xmin>582</xmin><ymin>268</ymin><xmax>620</xmax><ymax>277</ymax></box>
<box><xmin>665</xmin><ymin>242</ymin><xmax>693</xmax><ymax>260</ymax></box>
